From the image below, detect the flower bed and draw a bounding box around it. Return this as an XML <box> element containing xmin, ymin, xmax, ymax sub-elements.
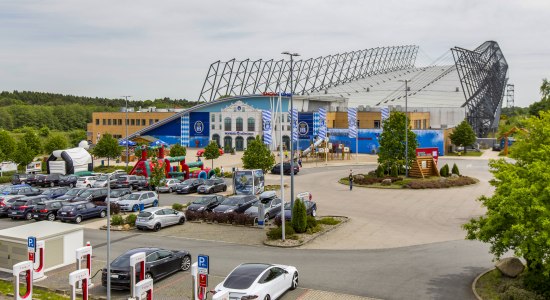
<box><xmin>185</xmin><ymin>210</ymin><xmax>256</xmax><ymax>226</ymax></box>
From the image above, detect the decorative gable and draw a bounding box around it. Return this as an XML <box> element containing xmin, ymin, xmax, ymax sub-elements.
<box><xmin>222</xmin><ymin>100</ymin><xmax>258</xmax><ymax>113</ymax></box>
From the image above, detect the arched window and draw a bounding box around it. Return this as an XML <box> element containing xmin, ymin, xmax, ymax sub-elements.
<box><xmin>224</xmin><ymin>136</ymin><xmax>232</xmax><ymax>150</ymax></box>
<box><xmin>224</xmin><ymin>117</ymin><xmax>232</xmax><ymax>131</ymax></box>
<box><xmin>212</xmin><ymin>134</ymin><xmax>220</xmax><ymax>148</ymax></box>
<box><xmin>236</xmin><ymin>117</ymin><xmax>243</xmax><ymax>131</ymax></box>
<box><xmin>248</xmin><ymin>117</ymin><xmax>255</xmax><ymax>131</ymax></box>
<box><xmin>235</xmin><ymin>136</ymin><xmax>244</xmax><ymax>151</ymax></box>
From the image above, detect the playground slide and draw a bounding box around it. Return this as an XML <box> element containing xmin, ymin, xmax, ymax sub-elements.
<box><xmin>302</xmin><ymin>137</ymin><xmax>325</xmax><ymax>157</ymax></box>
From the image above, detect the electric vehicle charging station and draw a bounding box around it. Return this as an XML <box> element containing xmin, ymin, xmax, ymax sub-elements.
<box><xmin>69</xmin><ymin>269</ymin><xmax>89</xmax><ymax>300</ymax></box>
<box><xmin>134</xmin><ymin>278</ymin><xmax>153</xmax><ymax>300</ymax></box>
<box><xmin>12</xmin><ymin>261</ymin><xmax>33</xmax><ymax>300</ymax></box>
<box><xmin>29</xmin><ymin>240</ymin><xmax>46</xmax><ymax>281</ymax></box>
<box><xmin>75</xmin><ymin>245</ymin><xmax>93</xmax><ymax>289</ymax></box>
<box><xmin>129</xmin><ymin>252</ymin><xmax>146</xmax><ymax>299</ymax></box>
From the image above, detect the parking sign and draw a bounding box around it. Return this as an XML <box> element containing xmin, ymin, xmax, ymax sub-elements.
<box><xmin>198</xmin><ymin>255</ymin><xmax>209</xmax><ymax>274</ymax></box>
<box><xmin>27</xmin><ymin>236</ymin><xmax>36</xmax><ymax>253</ymax></box>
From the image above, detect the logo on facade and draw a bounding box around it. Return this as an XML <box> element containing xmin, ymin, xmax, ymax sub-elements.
<box><xmin>298</xmin><ymin>121</ymin><xmax>309</xmax><ymax>135</ymax></box>
<box><xmin>194</xmin><ymin>121</ymin><xmax>204</xmax><ymax>134</ymax></box>
<box><xmin>263</xmin><ymin>120</ymin><xmax>271</xmax><ymax>131</ymax></box>
<box><xmin>237</xmin><ymin>106</ymin><xmax>242</xmax><ymax>111</ymax></box>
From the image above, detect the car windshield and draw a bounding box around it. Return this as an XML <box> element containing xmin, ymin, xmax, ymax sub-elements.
<box><xmin>41</xmin><ymin>190</ymin><xmax>53</xmax><ymax>195</ymax></box>
<box><xmin>117</xmin><ymin>176</ymin><xmax>129</xmax><ymax>181</ymax></box>
<box><xmin>126</xmin><ymin>194</ymin><xmax>141</xmax><ymax>201</ymax></box>
<box><xmin>98</xmin><ymin>175</ymin><xmax>109</xmax><ymax>181</ymax></box>
<box><xmin>111</xmin><ymin>253</ymin><xmax>132</xmax><ymax>268</ymax></box>
<box><xmin>205</xmin><ymin>180</ymin><xmax>216</xmax><ymax>185</ymax></box>
<box><xmin>65</xmin><ymin>189</ymin><xmax>83</xmax><ymax>196</ymax></box>
<box><xmin>79</xmin><ymin>190</ymin><xmax>93</xmax><ymax>198</ymax></box>
<box><xmin>220</xmin><ymin>197</ymin><xmax>244</xmax><ymax>206</ymax></box>
<box><xmin>138</xmin><ymin>211</ymin><xmax>152</xmax><ymax>217</ymax></box>
<box><xmin>223</xmin><ymin>264</ymin><xmax>269</xmax><ymax>289</ymax></box>
<box><xmin>110</xmin><ymin>190</ymin><xmax>127</xmax><ymax>197</ymax></box>
<box><xmin>192</xmin><ymin>197</ymin><xmax>213</xmax><ymax>204</ymax></box>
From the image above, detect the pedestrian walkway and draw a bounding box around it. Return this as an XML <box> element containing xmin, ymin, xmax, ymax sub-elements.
<box><xmin>296</xmin><ymin>289</ymin><xmax>382</xmax><ymax>300</ymax></box>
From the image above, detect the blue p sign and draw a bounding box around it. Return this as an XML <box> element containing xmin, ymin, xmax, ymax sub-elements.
<box><xmin>27</xmin><ymin>236</ymin><xmax>36</xmax><ymax>252</ymax></box>
<box><xmin>198</xmin><ymin>255</ymin><xmax>209</xmax><ymax>273</ymax></box>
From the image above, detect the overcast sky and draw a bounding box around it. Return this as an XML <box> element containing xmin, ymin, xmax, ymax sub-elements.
<box><xmin>0</xmin><ymin>0</ymin><xmax>548</xmax><ymax>107</ymax></box>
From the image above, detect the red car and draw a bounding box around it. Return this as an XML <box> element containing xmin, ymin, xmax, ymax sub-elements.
<box><xmin>196</xmin><ymin>148</ymin><xmax>224</xmax><ymax>157</ymax></box>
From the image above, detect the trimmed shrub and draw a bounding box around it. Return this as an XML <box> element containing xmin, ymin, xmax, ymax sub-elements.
<box><xmin>225</xmin><ymin>212</ymin><xmax>237</xmax><ymax>224</ymax></box>
<box><xmin>125</xmin><ymin>214</ymin><xmax>137</xmax><ymax>226</ymax></box>
<box><xmin>111</xmin><ymin>215</ymin><xmax>124</xmax><ymax>226</ymax></box>
<box><xmin>375</xmin><ymin>165</ymin><xmax>384</xmax><ymax>178</ymax></box>
<box><xmin>291</xmin><ymin>199</ymin><xmax>307</xmax><ymax>233</ymax></box>
<box><xmin>172</xmin><ymin>203</ymin><xmax>184</xmax><ymax>211</ymax></box>
<box><xmin>452</xmin><ymin>163</ymin><xmax>460</xmax><ymax>176</ymax></box>
<box><xmin>95</xmin><ymin>202</ymin><xmax>120</xmax><ymax>215</ymax></box>
<box><xmin>185</xmin><ymin>210</ymin><xmax>199</xmax><ymax>221</ymax></box>
<box><xmin>318</xmin><ymin>217</ymin><xmax>340</xmax><ymax>225</ymax></box>
<box><xmin>390</xmin><ymin>165</ymin><xmax>398</xmax><ymax>177</ymax></box>
<box><xmin>306</xmin><ymin>216</ymin><xmax>317</xmax><ymax>229</ymax></box>
<box><xmin>266</xmin><ymin>224</ymin><xmax>296</xmax><ymax>240</ymax></box>
<box><xmin>214</xmin><ymin>212</ymin><xmax>229</xmax><ymax>224</ymax></box>
<box><xmin>440</xmin><ymin>164</ymin><xmax>450</xmax><ymax>177</ymax></box>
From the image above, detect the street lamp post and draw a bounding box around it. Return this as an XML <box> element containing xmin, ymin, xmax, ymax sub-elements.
<box><xmin>403</xmin><ymin>81</ymin><xmax>409</xmax><ymax>177</ymax></box>
<box><xmin>282</xmin><ymin>51</ymin><xmax>300</xmax><ymax>220</ymax></box>
<box><xmin>122</xmin><ymin>96</ymin><xmax>132</xmax><ymax>170</ymax></box>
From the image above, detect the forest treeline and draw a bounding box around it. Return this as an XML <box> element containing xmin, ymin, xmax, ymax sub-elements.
<box><xmin>0</xmin><ymin>91</ymin><xmax>198</xmax><ymax>131</ymax></box>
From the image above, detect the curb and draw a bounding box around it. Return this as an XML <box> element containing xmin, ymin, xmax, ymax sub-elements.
<box><xmin>472</xmin><ymin>268</ymin><xmax>495</xmax><ymax>300</ymax></box>
<box><xmin>263</xmin><ymin>216</ymin><xmax>350</xmax><ymax>248</ymax></box>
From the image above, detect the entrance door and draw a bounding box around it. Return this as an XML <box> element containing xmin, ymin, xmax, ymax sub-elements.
<box><xmin>235</xmin><ymin>136</ymin><xmax>244</xmax><ymax>151</ymax></box>
<box><xmin>224</xmin><ymin>136</ymin><xmax>232</xmax><ymax>151</ymax></box>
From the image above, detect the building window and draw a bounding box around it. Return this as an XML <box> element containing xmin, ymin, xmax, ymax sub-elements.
<box><xmin>423</xmin><ymin>119</ymin><xmax>427</xmax><ymax>129</ymax></box>
<box><xmin>113</xmin><ymin>119</ymin><xmax>117</xmax><ymax>125</ymax></box>
<box><xmin>374</xmin><ymin>120</ymin><xmax>381</xmax><ymax>129</ymax></box>
<box><xmin>149</xmin><ymin>119</ymin><xmax>153</xmax><ymax>125</ymax></box>
<box><xmin>287</xmin><ymin>114</ymin><xmax>290</xmax><ymax>122</ymax></box>
<box><xmin>131</xmin><ymin>119</ymin><xmax>135</xmax><ymax>126</ymax></box>
<box><xmin>108</xmin><ymin>119</ymin><xmax>112</xmax><ymax>125</ymax></box>
<box><xmin>224</xmin><ymin>117</ymin><xmax>232</xmax><ymax>131</ymax></box>
<box><xmin>248</xmin><ymin>117</ymin><xmax>255</xmax><ymax>131</ymax></box>
<box><xmin>224</xmin><ymin>136</ymin><xmax>232</xmax><ymax>149</ymax></box>
<box><xmin>118</xmin><ymin>119</ymin><xmax>122</xmax><ymax>125</ymax></box>
<box><xmin>211</xmin><ymin>124</ymin><xmax>215</xmax><ymax>130</ymax></box>
<box><xmin>95</xmin><ymin>119</ymin><xmax>99</xmax><ymax>125</ymax></box>
<box><xmin>102</xmin><ymin>119</ymin><xmax>106</xmax><ymax>125</ymax></box>
<box><xmin>219</xmin><ymin>114</ymin><xmax>221</xmax><ymax>122</ymax></box>
<box><xmin>287</xmin><ymin>125</ymin><xmax>291</xmax><ymax>131</ymax></box>
<box><xmin>142</xmin><ymin>119</ymin><xmax>146</xmax><ymax>126</ymax></box>
<box><xmin>236</xmin><ymin>117</ymin><xmax>243</xmax><ymax>131</ymax></box>
<box><xmin>211</xmin><ymin>114</ymin><xmax>215</xmax><ymax>122</ymax></box>
<box><xmin>219</xmin><ymin>124</ymin><xmax>222</xmax><ymax>130</ymax></box>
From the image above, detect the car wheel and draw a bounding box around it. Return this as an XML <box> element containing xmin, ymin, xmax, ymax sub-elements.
<box><xmin>47</xmin><ymin>213</ymin><xmax>55</xmax><ymax>221</ymax></box>
<box><xmin>178</xmin><ymin>217</ymin><xmax>185</xmax><ymax>225</ymax></box>
<box><xmin>169</xmin><ymin>187</ymin><xmax>173</xmax><ymax>193</ymax></box>
<box><xmin>69</xmin><ymin>183</ymin><xmax>74</xmax><ymax>188</ymax></box>
<box><xmin>291</xmin><ymin>272</ymin><xmax>298</xmax><ymax>290</ymax></box>
<box><xmin>153</xmin><ymin>223</ymin><xmax>161</xmax><ymax>232</ymax></box>
<box><xmin>25</xmin><ymin>212</ymin><xmax>32</xmax><ymax>220</ymax></box>
<box><xmin>100</xmin><ymin>210</ymin><xmax>106</xmax><ymax>218</ymax></box>
<box><xmin>87</xmin><ymin>184</ymin><xmax>91</xmax><ymax>188</ymax></box>
<box><xmin>75</xmin><ymin>216</ymin><xmax>82</xmax><ymax>224</ymax></box>
<box><xmin>311</xmin><ymin>208</ymin><xmax>317</xmax><ymax>217</ymax></box>
<box><xmin>264</xmin><ymin>295</ymin><xmax>271</xmax><ymax>300</ymax></box>
<box><xmin>50</xmin><ymin>182</ymin><xmax>55</xmax><ymax>187</ymax></box>
<box><xmin>180</xmin><ymin>256</ymin><xmax>191</xmax><ymax>271</ymax></box>
<box><xmin>153</xmin><ymin>200</ymin><xmax>158</xmax><ymax>207</ymax></box>
<box><xmin>264</xmin><ymin>213</ymin><xmax>270</xmax><ymax>220</ymax></box>
<box><xmin>145</xmin><ymin>272</ymin><xmax>153</xmax><ymax>280</ymax></box>
<box><xmin>223</xmin><ymin>186</ymin><xmax>227</xmax><ymax>192</ymax></box>
<box><xmin>133</xmin><ymin>205</ymin><xmax>139</xmax><ymax>212</ymax></box>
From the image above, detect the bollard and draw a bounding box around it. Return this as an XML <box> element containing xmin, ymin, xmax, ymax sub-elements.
<box><xmin>134</xmin><ymin>278</ymin><xmax>153</xmax><ymax>300</ymax></box>
<box><xmin>75</xmin><ymin>245</ymin><xmax>93</xmax><ymax>289</ymax></box>
<box><xmin>12</xmin><ymin>261</ymin><xmax>33</xmax><ymax>300</ymax></box>
<box><xmin>69</xmin><ymin>269</ymin><xmax>89</xmax><ymax>300</ymax></box>
<box><xmin>129</xmin><ymin>252</ymin><xmax>146</xmax><ymax>299</ymax></box>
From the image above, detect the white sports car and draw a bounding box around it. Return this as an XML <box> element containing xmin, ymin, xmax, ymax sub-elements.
<box><xmin>213</xmin><ymin>263</ymin><xmax>298</xmax><ymax>300</ymax></box>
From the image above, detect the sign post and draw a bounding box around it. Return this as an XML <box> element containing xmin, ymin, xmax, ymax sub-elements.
<box><xmin>196</xmin><ymin>255</ymin><xmax>209</xmax><ymax>300</ymax></box>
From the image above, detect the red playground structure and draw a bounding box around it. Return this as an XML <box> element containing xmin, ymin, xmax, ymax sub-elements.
<box><xmin>129</xmin><ymin>146</ymin><xmax>215</xmax><ymax>180</ymax></box>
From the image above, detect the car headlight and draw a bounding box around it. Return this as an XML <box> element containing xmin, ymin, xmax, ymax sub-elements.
<box><xmin>241</xmin><ymin>296</ymin><xmax>259</xmax><ymax>300</ymax></box>
<box><xmin>225</xmin><ymin>209</ymin><xmax>234</xmax><ymax>213</ymax></box>
<box><xmin>197</xmin><ymin>207</ymin><xmax>205</xmax><ymax>211</ymax></box>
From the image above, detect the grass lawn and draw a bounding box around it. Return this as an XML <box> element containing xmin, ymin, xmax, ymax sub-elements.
<box><xmin>445</xmin><ymin>151</ymin><xmax>483</xmax><ymax>157</ymax></box>
<box><xmin>0</xmin><ymin>279</ymin><xmax>69</xmax><ymax>299</ymax></box>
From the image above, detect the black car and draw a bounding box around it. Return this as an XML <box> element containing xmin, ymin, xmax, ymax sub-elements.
<box><xmin>37</xmin><ymin>174</ymin><xmax>62</xmax><ymax>187</ymax></box>
<box><xmin>135</xmin><ymin>176</ymin><xmax>150</xmax><ymax>191</ymax></box>
<box><xmin>186</xmin><ymin>195</ymin><xmax>225</xmax><ymax>212</ymax></box>
<box><xmin>113</xmin><ymin>175</ymin><xmax>141</xmax><ymax>190</ymax></box>
<box><xmin>41</xmin><ymin>187</ymin><xmax>70</xmax><ymax>199</ymax></box>
<box><xmin>31</xmin><ymin>200</ymin><xmax>66</xmax><ymax>221</ymax></box>
<box><xmin>271</xmin><ymin>162</ymin><xmax>299</xmax><ymax>175</ymax></box>
<box><xmin>197</xmin><ymin>178</ymin><xmax>227</xmax><ymax>194</ymax></box>
<box><xmin>57</xmin><ymin>188</ymin><xmax>86</xmax><ymax>201</ymax></box>
<box><xmin>72</xmin><ymin>188</ymin><xmax>108</xmax><ymax>202</ymax></box>
<box><xmin>492</xmin><ymin>143</ymin><xmax>502</xmax><ymax>151</ymax></box>
<box><xmin>175</xmin><ymin>178</ymin><xmax>205</xmax><ymax>194</ymax></box>
<box><xmin>102</xmin><ymin>247</ymin><xmax>191</xmax><ymax>290</ymax></box>
<box><xmin>212</xmin><ymin>195</ymin><xmax>258</xmax><ymax>214</ymax></box>
<box><xmin>7</xmin><ymin>186</ymin><xmax>42</xmax><ymax>197</ymax></box>
<box><xmin>11</xmin><ymin>173</ymin><xmax>37</xmax><ymax>185</ymax></box>
<box><xmin>58</xmin><ymin>175</ymin><xmax>79</xmax><ymax>187</ymax></box>
<box><xmin>57</xmin><ymin>201</ymin><xmax>107</xmax><ymax>223</ymax></box>
<box><xmin>8</xmin><ymin>196</ymin><xmax>50</xmax><ymax>220</ymax></box>
<box><xmin>0</xmin><ymin>196</ymin><xmax>26</xmax><ymax>217</ymax></box>
<box><xmin>277</xmin><ymin>200</ymin><xmax>318</xmax><ymax>221</ymax></box>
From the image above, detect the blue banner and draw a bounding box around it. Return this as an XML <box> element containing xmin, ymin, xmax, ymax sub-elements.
<box><xmin>348</xmin><ymin>107</ymin><xmax>357</xmax><ymax>138</ymax></box>
<box><xmin>189</xmin><ymin>112</ymin><xmax>210</xmax><ymax>137</ymax></box>
<box><xmin>262</xmin><ymin>110</ymin><xmax>272</xmax><ymax>145</ymax></box>
<box><xmin>291</xmin><ymin>108</ymin><xmax>298</xmax><ymax>142</ymax></box>
<box><xmin>317</xmin><ymin>108</ymin><xmax>327</xmax><ymax>139</ymax></box>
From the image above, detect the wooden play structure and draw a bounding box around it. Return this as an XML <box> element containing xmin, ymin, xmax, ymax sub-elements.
<box><xmin>409</xmin><ymin>156</ymin><xmax>440</xmax><ymax>178</ymax></box>
<box><xmin>499</xmin><ymin>127</ymin><xmax>528</xmax><ymax>156</ymax></box>
<box><xmin>303</xmin><ymin>140</ymin><xmax>352</xmax><ymax>162</ymax></box>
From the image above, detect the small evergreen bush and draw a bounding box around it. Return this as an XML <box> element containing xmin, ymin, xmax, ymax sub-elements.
<box><xmin>291</xmin><ymin>199</ymin><xmax>307</xmax><ymax>233</ymax></box>
<box><xmin>306</xmin><ymin>216</ymin><xmax>317</xmax><ymax>229</ymax></box>
<box><xmin>375</xmin><ymin>165</ymin><xmax>384</xmax><ymax>178</ymax></box>
<box><xmin>452</xmin><ymin>163</ymin><xmax>460</xmax><ymax>176</ymax></box>
<box><xmin>390</xmin><ymin>165</ymin><xmax>399</xmax><ymax>177</ymax></box>
<box><xmin>172</xmin><ymin>203</ymin><xmax>184</xmax><ymax>211</ymax></box>
<box><xmin>125</xmin><ymin>214</ymin><xmax>137</xmax><ymax>226</ymax></box>
<box><xmin>440</xmin><ymin>164</ymin><xmax>450</xmax><ymax>177</ymax></box>
<box><xmin>266</xmin><ymin>224</ymin><xmax>296</xmax><ymax>240</ymax></box>
<box><xmin>111</xmin><ymin>215</ymin><xmax>124</xmax><ymax>226</ymax></box>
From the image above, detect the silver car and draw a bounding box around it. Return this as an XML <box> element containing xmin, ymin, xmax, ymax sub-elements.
<box><xmin>135</xmin><ymin>207</ymin><xmax>185</xmax><ymax>231</ymax></box>
<box><xmin>156</xmin><ymin>179</ymin><xmax>181</xmax><ymax>193</ymax></box>
<box><xmin>244</xmin><ymin>191</ymin><xmax>283</xmax><ymax>220</ymax></box>
<box><xmin>117</xmin><ymin>191</ymin><xmax>159</xmax><ymax>212</ymax></box>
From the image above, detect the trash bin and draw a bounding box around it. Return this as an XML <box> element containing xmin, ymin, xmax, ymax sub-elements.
<box><xmin>101</xmin><ymin>160</ymin><xmax>105</xmax><ymax>166</ymax></box>
<box><xmin>139</xmin><ymin>203</ymin><xmax>145</xmax><ymax>211</ymax></box>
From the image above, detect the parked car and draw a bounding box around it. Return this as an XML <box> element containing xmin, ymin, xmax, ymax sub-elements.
<box><xmin>57</xmin><ymin>201</ymin><xmax>107</xmax><ymax>223</ymax></box>
<box><xmin>117</xmin><ymin>191</ymin><xmax>159</xmax><ymax>212</ymax></box>
<box><xmin>41</xmin><ymin>187</ymin><xmax>70</xmax><ymax>199</ymax></box>
<box><xmin>58</xmin><ymin>175</ymin><xmax>79</xmax><ymax>187</ymax></box>
<box><xmin>277</xmin><ymin>200</ymin><xmax>317</xmax><ymax>221</ymax></box>
<box><xmin>492</xmin><ymin>143</ymin><xmax>501</xmax><ymax>151</ymax></box>
<box><xmin>196</xmin><ymin>148</ymin><xmax>224</xmax><ymax>157</ymax></box>
<box><xmin>57</xmin><ymin>188</ymin><xmax>86</xmax><ymax>201</ymax></box>
<box><xmin>271</xmin><ymin>163</ymin><xmax>299</xmax><ymax>175</ymax></box>
<box><xmin>32</xmin><ymin>200</ymin><xmax>66</xmax><ymax>221</ymax></box>
<box><xmin>0</xmin><ymin>196</ymin><xmax>26</xmax><ymax>217</ymax></box>
<box><xmin>213</xmin><ymin>263</ymin><xmax>298</xmax><ymax>300</ymax></box>
<box><xmin>93</xmin><ymin>172</ymin><xmax>126</xmax><ymax>188</ymax></box>
<box><xmin>135</xmin><ymin>176</ymin><xmax>150</xmax><ymax>191</ymax></box>
<box><xmin>212</xmin><ymin>195</ymin><xmax>258</xmax><ymax>214</ymax></box>
<box><xmin>72</xmin><ymin>188</ymin><xmax>108</xmax><ymax>202</ymax></box>
<box><xmin>106</xmin><ymin>188</ymin><xmax>132</xmax><ymax>203</ymax></box>
<box><xmin>175</xmin><ymin>178</ymin><xmax>205</xmax><ymax>194</ymax></box>
<box><xmin>157</xmin><ymin>179</ymin><xmax>181</xmax><ymax>193</ymax></box>
<box><xmin>8</xmin><ymin>195</ymin><xmax>50</xmax><ymax>220</ymax></box>
<box><xmin>0</xmin><ymin>184</ymin><xmax>32</xmax><ymax>195</ymax></box>
<box><xmin>112</xmin><ymin>175</ymin><xmax>141</xmax><ymax>190</ymax></box>
<box><xmin>37</xmin><ymin>174</ymin><xmax>63</xmax><ymax>187</ymax></box>
<box><xmin>11</xmin><ymin>173</ymin><xmax>37</xmax><ymax>185</ymax></box>
<box><xmin>197</xmin><ymin>178</ymin><xmax>227</xmax><ymax>194</ymax></box>
<box><xmin>186</xmin><ymin>195</ymin><xmax>225</xmax><ymax>212</ymax></box>
<box><xmin>244</xmin><ymin>191</ymin><xmax>283</xmax><ymax>220</ymax></box>
<box><xmin>135</xmin><ymin>207</ymin><xmax>186</xmax><ymax>231</ymax></box>
<box><xmin>0</xmin><ymin>185</ymin><xmax>41</xmax><ymax>198</ymax></box>
<box><xmin>101</xmin><ymin>247</ymin><xmax>191</xmax><ymax>290</ymax></box>
<box><xmin>76</xmin><ymin>176</ymin><xmax>98</xmax><ymax>188</ymax></box>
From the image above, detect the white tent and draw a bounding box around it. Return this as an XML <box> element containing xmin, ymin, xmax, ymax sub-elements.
<box><xmin>47</xmin><ymin>147</ymin><xmax>93</xmax><ymax>175</ymax></box>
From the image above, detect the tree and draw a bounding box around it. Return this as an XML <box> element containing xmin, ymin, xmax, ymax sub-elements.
<box><xmin>449</xmin><ymin>120</ymin><xmax>476</xmax><ymax>153</ymax></box>
<box><xmin>463</xmin><ymin>111</ymin><xmax>550</xmax><ymax>294</ymax></box>
<box><xmin>39</xmin><ymin>126</ymin><xmax>50</xmax><ymax>137</ymax></box>
<box><xmin>13</xmin><ymin>140</ymin><xmax>35</xmax><ymax>170</ymax></box>
<box><xmin>291</xmin><ymin>198</ymin><xmax>307</xmax><ymax>233</ymax></box>
<box><xmin>169</xmin><ymin>143</ymin><xmax>186</xmax><ymax>157</ymax></box>
<box><xmin>377</xmin><ymin>111</ymin><xmax>418</xmax><ymax>175</ymax></box>
<box><xmin>91</xmin><ymin>133</ymin><xmax>121</xmax><ymax>166</ymax></box>
<box><xmin>203</xmin><ymin>141</ymin><xmax>220</xmax><ymax>169</ymax></box>
<box><xmin>149</xmin><ymin>158</ymin><xmax>166</xmax><ymax>192</ymax></box>
<box><xmin>528</xmin><ymin>79</ymin><xmax>550</xmax><ymax>117</ymax></box>
<box><xmin>44</xmin><ymin>133</ymin><xmax>68</xmax><ymax>155</ymax></box>
<box><xmin>242</xmin><ymin>136</ymin><xmax>275</xmax><ymax>173</ymax></box>
<box><xmin>68</xmin><ymin>130</ymin><xmax>86</xmax><ymax>147</ymax></box>
<box><xmin>0</xmin><ymin>130</ymin><xmax>16</xmax><ymax>162</ymax></box>
<box><xmin>23</xmin><ymin>129</ymin><xmax>42</xmax><ymax>157</ymax></box>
